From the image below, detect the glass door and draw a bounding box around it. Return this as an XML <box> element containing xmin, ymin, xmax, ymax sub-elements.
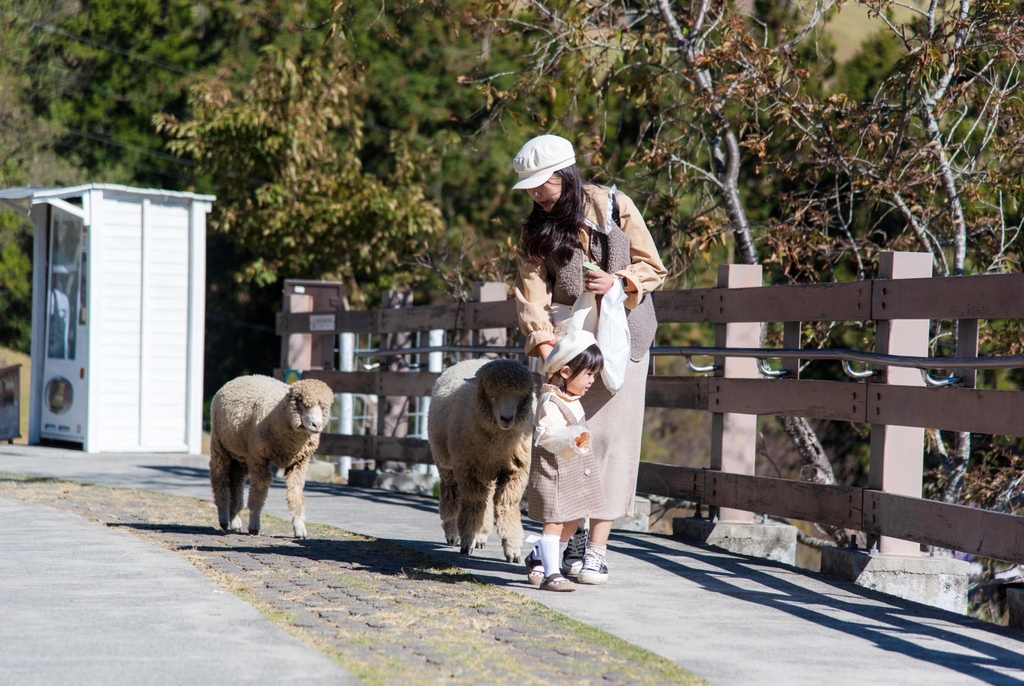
<box><xmin>40</xmin><ymin>207</ymin><xmax>88</xmax><ymax>442</ymax></box>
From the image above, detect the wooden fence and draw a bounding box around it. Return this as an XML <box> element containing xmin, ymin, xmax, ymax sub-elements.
<box><xmin>276</xmin><ymin>253</ymin><xmax>1024</xmax><ymax>565</ymax></box>
<box><xmin>0</xmin><ymin>364</ymin><xmax>21</xmax><ymax>443</ymax></box>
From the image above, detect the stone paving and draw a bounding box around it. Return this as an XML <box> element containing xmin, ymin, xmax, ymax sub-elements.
<box><xmin>0</xmin><ymin>475</ymin><xmax>704</xmax><ymax>686</ymax></box>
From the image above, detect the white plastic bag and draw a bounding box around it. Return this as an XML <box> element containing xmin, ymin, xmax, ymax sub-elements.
<box><xmin>551</xmin><ymin>282</ymin><xmax>629</xmax><ymax>393</ymax></box>
<box><xmin>551</xmin><ymin>292</ymin><xmax>598</xmax><ymax>338</ymax></box>
<box><xmin>597</xmin><ymin>280</ymin><xmax>630</xmax><ymax>393</ymax></box>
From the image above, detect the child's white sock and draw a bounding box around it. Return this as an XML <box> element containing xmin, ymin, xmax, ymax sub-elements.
<box><xmin>539</xmin><ymin>534</ymin><xmax>561</xmax><ymax>577</ymax></box>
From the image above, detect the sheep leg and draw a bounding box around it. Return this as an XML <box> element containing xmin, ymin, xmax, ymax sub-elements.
<box><xmin>210</xmin><ymin>442</ymin><xmax>246</xmax><ymax>533</ymax></box>
<box><xmin>209</xmin><ymin>447</ymin><xmax>233</xmax><ymax>531</ymax></box>
<box><xmin>284</xmin><ymin>460</ymin><xmax>309</xmax><ymax>539</ymax></box>
<box><xmin>227</xmin><ymin>459</ymin><xmax>248</xmax><ymax>532</ymax></box>
<box><xmin>246</xmin><ymin>464</ymin><xmax>274</xmax><ymax>535</ymax></box>
<box><xmin>455</xmin><ymin>477</ymin><xmax>491</xmax><ymax>555</ymax></box>
<box><xmin>493</xmin><ymin>467</ymin><xmax>528</xmax><ymax>563</ymax></box>
<box><xmin>437</xmin><ymin>467</ymin><xmax>461</xmax><ymax>547</ymax></box>
<box><xmin>476</xmin><ymin>481</ymin><xmax>496</xmax><ymax>550</ymax></box>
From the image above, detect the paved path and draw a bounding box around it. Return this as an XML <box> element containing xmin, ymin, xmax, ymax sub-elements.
<box><xmin>0</xmin><ymin>496</ymin><xmax>352</xmax><ymax>686</ymax></box>
<box><xmin>2</xmin><ymin>445</ymin><xmax>1023</xmax><ymax>686</ymax></box>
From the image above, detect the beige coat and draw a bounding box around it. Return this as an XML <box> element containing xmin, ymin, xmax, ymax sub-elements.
<box><xmin>514</xmin><ymin>185</ymin><xmax>667</xmax><ymax>357</ymax></box>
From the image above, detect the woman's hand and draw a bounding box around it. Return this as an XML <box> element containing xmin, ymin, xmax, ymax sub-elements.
<box><xmin>584</xmin><ymin>268</ymin><xmax>615</xmax><ymax>295</ymax></box>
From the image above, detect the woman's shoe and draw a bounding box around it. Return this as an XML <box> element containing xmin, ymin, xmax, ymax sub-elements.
<box><xmin>576</xmin><ymin>551</ymin><xmax>609</xmax><ymax>585</ymax></box>
<box><xmin>560</xmin><ymin>528</ymin><xmax>589</xmax><ymax>577</ymax></box>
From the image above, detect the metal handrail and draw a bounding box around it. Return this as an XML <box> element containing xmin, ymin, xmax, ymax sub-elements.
<box><xmin>842</xmin><ymin>360</ymin><xmax>879</xmax><ymax>380</ymax></box>
<box><xmin>352</xmin><ymin>344</ymin><xmax>1024</xmax><ymax>373</ymax></box>
<box><xmin>651</xmin><ymin>346</ymin><xmax>1024</xmax><ymax>371</ymax></box>
<box><xmin>354</xmin><ymin>345</ymin><xmax>525</xmax><ymax>359</ymax></box>
<box><xmin>757</xmin><ymin>359</ymin><xmax>791</xmax><ymax>378</ymax></box>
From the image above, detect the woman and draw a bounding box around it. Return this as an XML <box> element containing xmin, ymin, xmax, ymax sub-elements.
<box><xmin>512</xmin><ymin>134</ymin><xmax>666</xmax><ymax>584</ymax></box>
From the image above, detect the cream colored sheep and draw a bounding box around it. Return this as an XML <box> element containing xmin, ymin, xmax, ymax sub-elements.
<box><xmin>209</xmin><ymin>375</ymin><xmax>334</xmax><ymax>538</ymax></box>
<box><xmin>428</xmin><ymin>358</ymin><xmax>535</xmax><ymax>563</ymax></box>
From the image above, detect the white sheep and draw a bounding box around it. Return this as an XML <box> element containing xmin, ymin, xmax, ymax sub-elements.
<box><xmin>428</xmin><ymin>358</ymin><xmax>536</xmax><ymax>563</ymax></box>
<box><xmin>209</xmin><ymin>375</ymin><xmax>334</xmax><ymax>538</ymax></box>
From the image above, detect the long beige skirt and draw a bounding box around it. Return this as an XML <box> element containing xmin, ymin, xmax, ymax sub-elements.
<box><xmin>580</xmin><ymin>352</ymin><xmax>649</xmax><ymax>520</ymax></box>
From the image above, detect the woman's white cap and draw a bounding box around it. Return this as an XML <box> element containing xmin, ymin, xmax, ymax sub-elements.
<box><xmin>543</xmin><ymin>329</ymin><xmax>599</xmax><ymax>375</ymax></box>
<box><xmin>512</xmin><ymin>134</ymin><xmax>576</xmax><ymax>189</ymax></box>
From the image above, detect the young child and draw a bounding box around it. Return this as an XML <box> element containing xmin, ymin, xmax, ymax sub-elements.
<box><xmin>525</xmin><ymin>330</ymin><xmax>604</xmax><ymax>592</ymax></box>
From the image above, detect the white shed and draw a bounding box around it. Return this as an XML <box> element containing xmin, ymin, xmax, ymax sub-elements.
<box><xmin>0</xmin><ymin>184</ymin><xmax>214</xmax><ymax>454</ymax></box>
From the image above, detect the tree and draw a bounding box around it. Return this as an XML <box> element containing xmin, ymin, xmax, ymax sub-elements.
<box><xmin>0</xmin><ymin>8</ymin><xmax>87</xmax><ymax>352</ymax></box>
<box><xmin>4</xmin><ymin>0</ymin><xmax>347</xmax><ymax>188</ymax></box>
<box><xmin>157</xmin><ymin>42</ymin><xmax>445</xmax><ymax>303</ymax></box>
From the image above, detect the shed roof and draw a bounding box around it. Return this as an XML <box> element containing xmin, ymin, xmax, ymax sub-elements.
<box><xmin>0</xmin><ymin>184</ymin><xmax>215</xmax><ymax>214</ymax></box>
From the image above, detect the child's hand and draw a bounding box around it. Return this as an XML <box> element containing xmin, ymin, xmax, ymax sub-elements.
<box><xmin>575</xmin><ymin>431</ymin><xmax>591</xmax><ymax>451</ymax></box>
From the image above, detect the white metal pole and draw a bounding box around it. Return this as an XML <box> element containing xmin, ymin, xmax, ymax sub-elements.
<box><xmin>415</xmin><ymin>328</ymin><xmax>444</xmax><ymax>478</ymax></box>
<box><xmin>338</xmin><ymin>332</ymin><xmax>355</xmax><ymax>480</ymax></box>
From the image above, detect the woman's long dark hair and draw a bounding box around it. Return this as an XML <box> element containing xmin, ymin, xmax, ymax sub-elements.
<box><xmin>519</xmin><ymin>165</ymin><xmax>588</xmax><ymax>266</ymax></box>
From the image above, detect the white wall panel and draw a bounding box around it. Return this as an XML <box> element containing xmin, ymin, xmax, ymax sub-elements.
<box><xmin>140</xmin><ymin>200</ymin><xmax>190</xmax><ymax>450</ymax></box>
<box><xmin>93</xmin><ymin>195</ymin><xmax>142</xmax><ymax>449</ymax></box>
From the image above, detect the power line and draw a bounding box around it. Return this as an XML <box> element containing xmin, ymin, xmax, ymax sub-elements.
<box><xmin>0</xmin><ymin>9</ymin><xmax>197</xmax><ymax>77</ymax></box>
<box><xmin>0</xmin><ymin>56</ymin><xmax>188</xmax><ymax>118</ymax></box>
<box><xmin>0</xmin><ymin>119</ymin><xmax>194</xmax><ymax>184</ymax></box>
<box><xmin>53</xmin><ymin>139</ymin><xmax>193</xmax><ymax>183</ymax></box>
<box><xmin>64</xmin><ymin>126</ymin><xmax>191</xmax><ymax>166</ymax></box>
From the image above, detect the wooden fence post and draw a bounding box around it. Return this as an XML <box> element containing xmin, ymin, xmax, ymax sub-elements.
<box><xmin>870</xmin><ymin>252</ymin><xmax>932</xmax><ymax>556</ymax></box>
<box><xmin>710</xmin><ymin>263</ymin><xmax>762</xmax><ymax>523</ymax></box>
<box><xmin>282</xmin><ymin>292</ymin><xmax>313</xmax><ymax>371</ymax></box>
<box><xmin>378</xmin><ymin>291</ymin><xmax>414</xmax><ymax>468</ymax></box>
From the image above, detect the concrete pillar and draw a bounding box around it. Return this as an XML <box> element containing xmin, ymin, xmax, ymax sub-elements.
<box><xmin>675</xmin><ymin>263</ymin><xmax>796</xmax><ymax>564</ymax></box>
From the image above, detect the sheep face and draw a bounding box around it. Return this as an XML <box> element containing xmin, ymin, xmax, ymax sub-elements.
<box><xmin>288</xmin><ymin>379</ymin><xmax>334</xmax><ymax>434</ymax></box>
<box><xmin>475</xmin><ymin>360</ymin><xmax>535</xmax><ymax>431</ymax></box>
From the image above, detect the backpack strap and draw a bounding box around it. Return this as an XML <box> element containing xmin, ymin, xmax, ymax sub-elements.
<box><xmin>609</xmin><ymin>185</ymin><xmax>620</xmax><ymax>227</ymax></box>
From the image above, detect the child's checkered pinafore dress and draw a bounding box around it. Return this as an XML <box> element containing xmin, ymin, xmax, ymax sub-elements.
<box><xmin>527</xmin><ymin>392</ymin><xmax>604</xmax><ymax>523</ymax></box>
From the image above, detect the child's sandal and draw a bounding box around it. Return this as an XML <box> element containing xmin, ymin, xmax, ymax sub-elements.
<box><xmin>539</xmin><ymin>573</ymin><xmax>576</xmax><ymax>592</ymax></box>
<box><xmin>525</xmin><ymin>550</ymin><xmax>544</xmax><ymax>586</ymax></box>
